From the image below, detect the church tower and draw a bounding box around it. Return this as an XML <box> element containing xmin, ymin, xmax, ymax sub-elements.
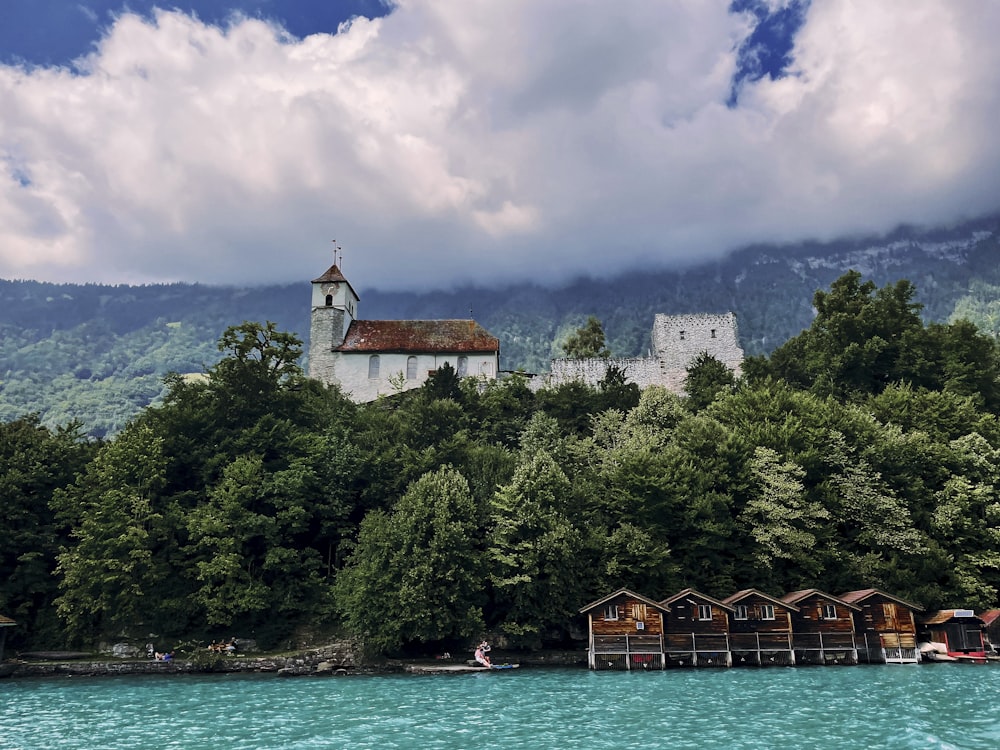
<box><xmin>308</xmin><ymin>264</ymin><xmax>359</xmax><ymax>383</ymax></box>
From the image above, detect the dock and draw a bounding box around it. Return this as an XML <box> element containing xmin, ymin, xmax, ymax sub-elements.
<box><xmin>404</xmin><ymin>661</ymin><xmax>519</xmax><ymax>674</ymax></box>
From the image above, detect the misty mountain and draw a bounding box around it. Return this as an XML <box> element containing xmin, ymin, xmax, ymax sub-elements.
<box><xmin>2</xmin><ymin>214</ymin><xmax>999</xmax><ymax>436</ymax></box>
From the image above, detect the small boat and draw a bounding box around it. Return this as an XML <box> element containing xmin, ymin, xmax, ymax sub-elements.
<box><xmin>918</xmin><ymin>642</ymin><xmax>958</xmax><ymax>662</ymax></box>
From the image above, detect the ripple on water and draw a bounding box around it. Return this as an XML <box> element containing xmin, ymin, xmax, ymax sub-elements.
<box><xmin>1</xmin><ymin>666</ymin><xmax>999</xmax><ymax>750</ymax></box>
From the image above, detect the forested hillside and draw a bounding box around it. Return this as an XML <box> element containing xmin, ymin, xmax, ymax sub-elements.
<box><xmin>2</xmin><ymin>273</ymin><xmax>1000</xmax><ymax>658</ymax></box>
<box><xmin>2</xmin><ymin>214</ymin><xmax>1000</xmax><ymax>436</ymax></box>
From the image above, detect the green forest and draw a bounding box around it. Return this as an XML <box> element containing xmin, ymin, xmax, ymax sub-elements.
<box><xmin>2</xmin><ymin>271</ymin><xmax>1000</xmax><ymax>657</ymax></box>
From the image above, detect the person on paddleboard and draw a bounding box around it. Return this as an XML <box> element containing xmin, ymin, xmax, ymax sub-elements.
<box><xmin>474</xmin><ymin>640</ymin><xmax>492</xmax><ymax>667</ymax></box>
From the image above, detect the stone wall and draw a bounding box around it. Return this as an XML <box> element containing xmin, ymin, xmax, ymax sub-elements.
<box><xmin>652</xmin><ymin>312</ymin><xmax>744</xmax><ymax>377</ymax></box>
<box><xmin>4</xmin><ymin>642</ymin><xmax>363</xmax><ymax>678</ymax></box>
<box><xmin>307</xmin><ymin>305</ymin><xmax>346</xmax><ymax>384</ymax></box>
<box><xmin>533</xmin><ymin>312</ymin><xmax>744</xmax><ymax>394</ymax></box>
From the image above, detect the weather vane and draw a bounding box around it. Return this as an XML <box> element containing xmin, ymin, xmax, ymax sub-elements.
<box><xmin>331</xmin><ymin>238</ymin><xmax>343</xmax><ymax>268</ymax></box>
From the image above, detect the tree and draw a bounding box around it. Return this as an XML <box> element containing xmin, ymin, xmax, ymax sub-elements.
<box><xmin>184</xmin><ymin>454</ymin><xmax>326</xmax><ymax>636</ymax></box>
<box><xmin>683</xmin><ymin>352</ymin><xmax>736</xmax><ymax>411</ymax></box>
<box><xmin>0</xmin><ymin>417</ymin><xmax>94</xmax><ymax>647</ymax></box>
<box><xmin>207</xmin><ymin>321</ymin><xmax>306</xmax><ymax>432</ymax></box>
<box><xmin>739</xmin><ymin>447</ymin><xmax>828</xmax><ymax>587</ymax></box>
<box><xmin>562</xmin><ymin>316</ymin><xmax>611</xmax><ymax>358</ymax></box>
<box><xmin>335</xmin><ymin>467</ymin><xmax>486</xmax><ymax>654</ymax></box>
<box><xmin>767</xmin><ymin>271</ymin><xmax>924</xmax><ymax>397</ymax></box>
<box><xmin>422</xmin><ymin>362</ymin><xmax>463</xmax><ymax>402</ymax></box>
<box><xmin>53</xmin><ymin>422</ymin><xmax>176</xmax><ymax>641</ymax></box>
<box><xmin>597</xmin><ymin>363</ymin><xmax>640</xmax><ymax>412</ymax></box>
<box><xmin>489</xmin><ymin>451</ymin><xmax>597</xmax><ymax>644</ymax></box>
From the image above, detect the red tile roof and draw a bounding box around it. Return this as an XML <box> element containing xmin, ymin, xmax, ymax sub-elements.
<box><xmin>980</xmin><ymin>609</ymin><xmax>1000</xmax><ymax>627</ymax></box>
<box><xmin>336</xmin><ymin>320</ymin><xmax>500</xmax><ymax>354</ymax></box>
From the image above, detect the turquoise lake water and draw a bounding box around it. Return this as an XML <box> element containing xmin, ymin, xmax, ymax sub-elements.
<box><xmin>1</xmin><ymin>665</ymin><xmax>998</xmax><ymax>749</ymax></box>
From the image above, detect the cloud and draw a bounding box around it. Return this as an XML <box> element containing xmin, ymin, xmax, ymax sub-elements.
<box><xmin>1</xmin><ymin>0</ymin><xmax>998</xmax><ymax>290</ymax></box>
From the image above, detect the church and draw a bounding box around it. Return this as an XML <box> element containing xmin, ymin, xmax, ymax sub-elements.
<box><xmin>308</xmin><ymin>264</ymin><xmax>500</xmax><ymax>402</ymax></box>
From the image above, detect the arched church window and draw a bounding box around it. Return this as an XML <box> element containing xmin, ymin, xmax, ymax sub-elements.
<box><xmin>457</xmin><ymin>356</ymin><xmax>468</xmax><ymax>377</ymax></box>
<box><xmin>325</xmin><ymin>294</ymin><xmax>334</xmax><ymax>306</ymax></box>
<box><xmin>368</xmin><ymin>355</ymin><xmax>380</xmax><ymax>379</ymax></box>
<box><xmin>406</xmin><ymin>356</ymin><xmax>418</xmax><ymax>379</ymax></box>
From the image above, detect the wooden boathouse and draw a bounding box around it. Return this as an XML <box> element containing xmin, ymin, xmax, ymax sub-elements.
<box><xmin>840</xmin><ymin>588</ymin><xmax>922</xmax><ymax>664</ymax></box>
<box><xmin>723</xmin><ymin>589</ymin><xmax>799</xmax><ymax>666</ymax></box>
<box><xmin>919</xmin><ymin>610</ymin><xmax>987</xmax><ymax>662</ymax></box>
<box><xmin>780</xmin><ymin>589</ymin><xmax>861</xmax><ymax>665</ymax></box>
<box><xmin>658</xmin><ymin>589</ymin><xmax>735</xmax><ymax>667</ymax></box>
<box><xmin>579</xmin><ymin>589</ymin><xmax>670</xmax><ymax>670</ymax></box>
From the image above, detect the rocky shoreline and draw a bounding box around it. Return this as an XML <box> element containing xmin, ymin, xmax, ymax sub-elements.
<box><xmin>1</xmin><ymin>647</ymin><xmax>586</xmax><ymax>679</ymax></box>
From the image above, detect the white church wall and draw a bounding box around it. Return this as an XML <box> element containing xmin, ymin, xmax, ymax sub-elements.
<box><xmin>331</xmin><ymin>351</ymin><xmax>498</xmax><ymax>402</ymax></box>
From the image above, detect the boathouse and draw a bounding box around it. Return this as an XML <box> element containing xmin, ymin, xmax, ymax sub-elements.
<box><xmin>722</xmin><ymin>589</ymin><xmax>798</xmax><ymax>666</ymax></box>
<box><xmin>658</xmin><ymin>589</ymin><xmax>735</xmax><ymax>668</ymax></box>
<box><xmin>919</xmin><ymin>610</ymin><xmax>987</xmax><ymax>662</ymax></box>
<box><xmin>840</xmin><ymin>588</ymin><xmax>922</xmax><ymax>664</ymax></box>
<box><xmin>579</xmin><ymin>589</ymin><xmax>669</xmax><ymax>670</ymax></box>
<box><xmin>780</xmin><ymin>589</ymin><xmax>861</xmax><ymax>665</ymax></box>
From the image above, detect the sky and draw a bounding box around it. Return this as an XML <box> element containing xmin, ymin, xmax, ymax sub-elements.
<box><xmin>1</xmin><ymin>1</ymin><xmax>999</xmax><ymax>290</ymax></box>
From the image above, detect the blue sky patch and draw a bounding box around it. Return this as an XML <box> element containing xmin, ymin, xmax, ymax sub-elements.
<box><xmin>728</xmin><ymin>0</ymin><xmax>809</xmax><ymax>106</ymax></box>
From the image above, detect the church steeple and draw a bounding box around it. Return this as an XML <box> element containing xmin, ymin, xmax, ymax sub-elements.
<box><xmin>309</xmin><ymin>263</ymin><xmax>360</xmax><ymax>383</ymax></box>
<box><xmin>311</xmin><ymin>263</ymin><xmax>359</xmax><ymax>320</ymax></box>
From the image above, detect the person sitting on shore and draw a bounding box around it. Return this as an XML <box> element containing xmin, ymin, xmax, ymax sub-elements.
<box><xmin>225</xmin><ymin>639</ymin><xmax>237</xmax><ymax>655</ymax></box>
<box><xmin>474</xmin><ymin>641</ymin><xmax>492</xmax><ymax>668</ymax></box>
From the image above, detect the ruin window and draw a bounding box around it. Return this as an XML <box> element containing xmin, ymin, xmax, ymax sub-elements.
<box><xmin>679</xmin><ymin>330</ymin><xmax>686</xmax><ymax>340</ymax></box>
<box><xmin>760</xmin><ymin>604</ymin><xmax>775</xmax><ymax>620</ymax></box>
<box><xmin>368</xmin><ymin>355</ymin><xmax>380</xmax><ymax>379</ymax></box>
<box><xmin>823</xmin><ymin>604</ymin><xmax>838</xmax><ymax>620</ymax></box>
<box><xmin>698</xmin><ymin>604</ymin><xmax>713</xmax><ymax>621</ymax></box>
<box><xmin>457</xmin><ymin>356</ymin><xmax>468</xmax><ymax>376</ymax></box>
<box><xmin>734</xmin><ymin>605</ymin><xmax>748</xmax><ymax>620</ymax></box>
<box><xmin>604</xmin><ymin>604</ymin><xmax>619</xmax><ymax>621</ymax></box>
<box><xmin>406</xmin><ymin>356</ymin><xmax>418</xmax><ymax>379</ymax></box>
<box><xmin>325</xmin><ymin>294</ymin><xmax>333</xmax><ymax>306</ymax></box>
<box><xmin>710</xmin><ymin>329</ymin><xmax>716</xmax><ymax>338</ymax></box>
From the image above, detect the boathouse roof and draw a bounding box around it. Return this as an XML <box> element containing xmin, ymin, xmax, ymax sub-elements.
<box><xmin>921</xmin><ymin>609</ymin><xmax>985</xmax><ymax>625</ymax></box>
<box><xmin>781</xmin><ymin>589</ymin><xmax>861</xmax><ymax>610</ymax></box>
<box><xmin>723</xmin><ymin>588</ymin><xmax>800</xmax><ymax>612</ymax></box>
<box><xmin>579</xmin><ymin>588</ymin><xmax>669</xmax><ymax>615</ymax></box>
<box><xmin>0</xmin><ymin>614</ymin><xmax>15</xmax><ymax>626</ymax></box>
<box><xmin>660</xmin><ymin>587</ymin><xmax>736</xmax><ymax>612</ymax></box>
<box><xmin>840</xmin><ymin>588</ymin><xmax>923</xmax><ymax>611</ymax></box>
